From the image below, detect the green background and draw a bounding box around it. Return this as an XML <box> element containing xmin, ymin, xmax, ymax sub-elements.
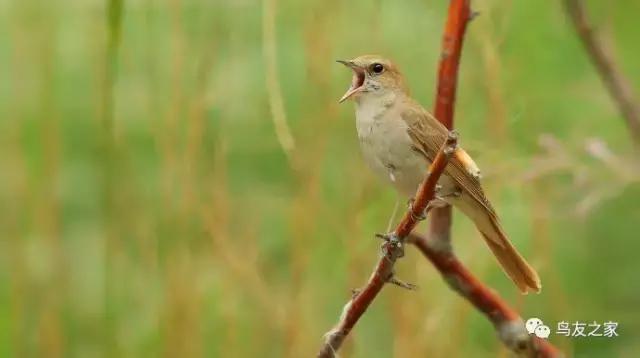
<box><xmin>1</xmin><ymin>0</ymin><xmax>639</xmax><ymax>357</ymax></box>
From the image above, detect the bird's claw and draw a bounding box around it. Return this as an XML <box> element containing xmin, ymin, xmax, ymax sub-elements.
<box><xmin>426</xmin><ymin>197</ymin><xmax>450</xmax><ymax>212</ymax></box>
<box><xmin>407</xmin><ymin>198</ymin><xmax>427</xmax><ymax>221</ymax></box>
<box><xmin>375</xmin><ymin>232</ymin><xmax>404</xmax><ymax>258</ymax></box>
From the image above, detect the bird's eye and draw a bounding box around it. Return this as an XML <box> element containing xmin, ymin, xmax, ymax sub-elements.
<box><xmin>371</xmin><ymin>63</ymin><xmax>384</xmax><ymax>74</ymax></box>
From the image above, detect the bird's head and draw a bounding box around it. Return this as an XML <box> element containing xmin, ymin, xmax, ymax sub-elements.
<box><xmin>337</xmin><ymin>55</ymin><xmax>408</xmax><ymax>103</ymax></box>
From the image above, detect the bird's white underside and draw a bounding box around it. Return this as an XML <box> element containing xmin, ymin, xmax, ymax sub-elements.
<box><xmin>355</xmin><ymin>94</ymin><xmax>457</xmax><ymax>199</ymax></box>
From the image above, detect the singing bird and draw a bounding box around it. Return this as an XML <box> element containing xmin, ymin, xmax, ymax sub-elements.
<box><xmin>338</xmin><ymin>55</ymin><xmax>541</xmax><ymax>293</ymax></box>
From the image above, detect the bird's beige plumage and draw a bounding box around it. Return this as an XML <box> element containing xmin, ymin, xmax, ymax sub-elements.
<box><xmin>339</xmin><ymin>54</ymin><xmax>541</xmax><ymax>293</ymax></box>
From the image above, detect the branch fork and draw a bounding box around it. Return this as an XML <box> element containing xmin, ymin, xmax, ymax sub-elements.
<box><xmin>318</xmin><ymin>1</ymin><xmax>563</xmax><ymax>356</ymax></box>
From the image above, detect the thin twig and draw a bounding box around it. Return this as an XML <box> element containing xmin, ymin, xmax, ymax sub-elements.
<box><xmin>410</xmin><ymin>233</ymin><xmax>562</xmax><ymax>357</ymax></box>
<box><xmin>317</xmin><ymin>133</ymin><xmax>458</xmax><ymax>358</ymax></box>
<box><xmin>564</xmin><ymin>0</ymin><xmax>640</xmax><ymax>143</ymax></box>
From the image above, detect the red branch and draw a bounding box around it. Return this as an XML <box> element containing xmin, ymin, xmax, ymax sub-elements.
<box><xmin>317</xmin><ymin>134</ymin><xmax>458</xmax><ymax>358</ymax></box>
<box><xmin>564</xmin><ymin>0</ymin><xmax>640</xmax><ymax>143</ymax></box>
<box><xmin>421</xmin><ymin>1</ymin><xmax>563</xmax><ymax>357</ymax></box>
<box><xmin>433</xmin><ymin>0</ymin><xmax>471</xmax><ymax>129</ymax></box>
<box><xmin>426</xmin><ymin>0</ymin><xmax>472</xmax><ymax>287</ymax></box>
<box><xmin>319</xmin><ymin>1</ymin><xmax>564</xmax><ymax>356</ymax></box>
<box><xmin>411</xmin><ymin>233</ymin><xmax>562</xmax><ymax>357</ymax></box>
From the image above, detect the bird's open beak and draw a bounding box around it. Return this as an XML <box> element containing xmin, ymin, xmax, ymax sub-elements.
<box><xmin>337</xmin><ymin>60</ymin><xmax>365</xmax><ymax>103</ymax></box>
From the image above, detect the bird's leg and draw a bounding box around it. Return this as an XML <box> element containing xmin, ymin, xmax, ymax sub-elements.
<box><xmin>408</xmin><ymin>184</ymin><xmax>459</xmax><ymax>220</ymax></box>
<box><xmin>385</xmin><ymin>198</ymin><xmax>400</xmax><ymax>233</ymax></box>
<box><xmin>375</xmin><ymin>198</ymin><xmax>402</xmax><ymax>258</ymax></box>
<box><xmin>423</xmin><ymin>183</ymin><xmax>451</xmax><ymax>213</ymax></box>
<box><xmin>428</xmin><ymin>184</ymin><xmax>462</xmax><ymax>209</ymax></box>
<box><xmin>374</xmin><ymin>234</ymin><xmax>417</xmax><ymax>290</ymax></box>
<box><xmin>425</xmin><ymin>197</ymin><xmax>450</xmax><ymax>212</ymax></box>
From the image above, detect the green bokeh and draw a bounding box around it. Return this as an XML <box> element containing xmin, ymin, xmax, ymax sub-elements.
<box><xmin>1</xmin><ymin>0</ymin><xmax>638</xmax><ymax>357</ymax></box>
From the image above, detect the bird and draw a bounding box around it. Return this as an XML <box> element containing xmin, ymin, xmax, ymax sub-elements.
<box><xmin>337</xmin><ymin>54</ymin><xmax>541</xmax><ymax>293</ymax></box>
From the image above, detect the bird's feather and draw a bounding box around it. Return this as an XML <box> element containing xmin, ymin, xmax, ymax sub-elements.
<box><xmin>401</xmin><ymin>99</ymin><xmax>497</xmax><ymax>221</ymax></box>
<box><xmin>401</xmin><ymin>99</ymin><xmax>541</xmax><ymax>293</ymax></box>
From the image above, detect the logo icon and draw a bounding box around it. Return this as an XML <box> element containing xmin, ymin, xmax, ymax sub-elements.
<box><xmin>525</xmin><ymin>317</ymin><xmax>551</xmax><ymax>339</ymax></box>
<box><xmin>535</xmin><ymin>324</ymin><xmax>551</xmax><ymax>339</ymax></box>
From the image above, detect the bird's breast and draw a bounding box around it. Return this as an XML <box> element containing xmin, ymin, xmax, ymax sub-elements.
<box><xmin>355</xmin><ymin>102</ymin><xmax>429</xmax><ymax>197</ymax></box>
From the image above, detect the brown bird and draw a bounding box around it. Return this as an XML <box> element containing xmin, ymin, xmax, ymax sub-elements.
<box><xmin>338</xmin><ymin>55</ymin><xmax>541</xmax><ymax>293</ymax></box>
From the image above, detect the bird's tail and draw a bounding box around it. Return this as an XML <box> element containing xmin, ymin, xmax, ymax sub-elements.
<box><xmin>452</xmin><ymin>193</ymin><xmax>541</xmax><ymax>294</ymax></box>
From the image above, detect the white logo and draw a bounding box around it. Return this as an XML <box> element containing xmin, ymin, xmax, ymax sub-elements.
<box><xmin>535</xmin><ymin>324</ymin><xmax>551</xmax><ymax>339</ymax></box>
<box><xmin>525</xmin><ymin>318</ymin><xmax>619</xmax><ymax>339</ymax></box>
<box><xmin>525</xmin><ymin>317</ymin><xmax>543</xmax><ymax>334</ymax></box>
<box><xmin>525</xmin><ymin>317</ymin><xmax>551</xmax><ymax>339</ymax></box>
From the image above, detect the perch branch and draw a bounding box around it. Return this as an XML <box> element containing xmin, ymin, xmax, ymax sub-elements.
<box><xmin>564</xmin><ymin>0</ymin><xmax>640</xmax><ymax>143</ymax></box>
<box><xmin>421</xmin><ymin>1</ymin><xmax>563</xmax><ymax>356</ymax></box>
<box><xmin>317</xmin><ymin>133</ymin><xmax>459</xmax><ymax>358</ymax></box>
<box><xmin>320</xmin><ymin>1</ymin><xmax>564</xmax><ymax>356</ymax></box>
<box><xmin>427</xmin><ymin>0</ymin><xmax>471</xmax><ymax>278</ymax></box>
<box><xmin>410</xmin><ymin>232</ymin><xmax>562</xmax><ymax>357</ymax></box>
<box><xmin>433</xmin><ymin>0</ymin><xmax>471</xmax><ymax>129</ymax></box>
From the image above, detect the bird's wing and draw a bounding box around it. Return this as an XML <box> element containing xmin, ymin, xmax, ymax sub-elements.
<box><xmin>402</xmin><ymin>101</ymin><xmax>543</xmax><ymax>292</ymax></box>
<box><xmin>401</xmin><ymin>101</ymin><xmax>497</xmax><ymax>218</ymax></box>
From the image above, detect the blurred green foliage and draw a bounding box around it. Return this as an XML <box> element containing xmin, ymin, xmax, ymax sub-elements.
<box><xmin>1</xmin><ymin>0</ymin><xmax>639</xmax><ymax>357</ymax></box>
